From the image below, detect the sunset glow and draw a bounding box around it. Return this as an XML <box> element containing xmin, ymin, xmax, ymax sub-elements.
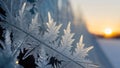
<box><xmin>71</xmin><ymin>0</ymin><xmax>120</xmax><ymax>38</ymax></box>
<box><xmin>104</xmin><ymin>28</ymin><xmax>112</xmax><ymax>35</ymax></box>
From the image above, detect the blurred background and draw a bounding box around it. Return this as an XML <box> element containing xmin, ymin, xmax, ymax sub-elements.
<box><xmin>70</xmin><ymin>0</ymin><xmax>120</xmax><ymax>38</ymax></box>
<box><xmin>69</xmin><ymin>0</ymin><xmax>120</xmax><ymax>68</ymax></box>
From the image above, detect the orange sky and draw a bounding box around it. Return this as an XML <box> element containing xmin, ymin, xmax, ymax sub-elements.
<box><xmin>70</xmin><ymin>0</ymin><xmax>120</xmax><ymax>36</ymax></box>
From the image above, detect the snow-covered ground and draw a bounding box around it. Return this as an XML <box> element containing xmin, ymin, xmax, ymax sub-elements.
<box><xmin>97</xmin><ymin>38</ymin><xmax>120</xmax><ymax>68</ymax></box>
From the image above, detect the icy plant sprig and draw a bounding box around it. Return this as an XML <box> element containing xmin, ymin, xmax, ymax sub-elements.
<box><xmin>0</xmin><ymin>0</ymin><xmax>98</xmax><ymax>68</ymax></box>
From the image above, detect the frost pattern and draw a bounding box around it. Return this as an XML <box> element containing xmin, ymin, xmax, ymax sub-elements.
<box><xmin>58</xmin><ymin>22</ymin><xmax>74</xmax><ymax>55</ymax></box>
<box><xmin>0</xmin><ymin>29</ymin><xmax>23</xmax><ymax>68</ymax></box>
<box><xmin>0</xmin><ymin>0</ymin><xmax>98</xmax><ymax>68</ymax></box>
<box><xmin>43</xmin><ymin>12</ymin><xmax>62</xmax><ymax>42</ymax></box>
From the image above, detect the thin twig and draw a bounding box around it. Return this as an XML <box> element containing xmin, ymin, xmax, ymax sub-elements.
<box><xmin>12</xmin><ymin>35</ymin><xmax>29</xmax><ymax>57</ymax></box>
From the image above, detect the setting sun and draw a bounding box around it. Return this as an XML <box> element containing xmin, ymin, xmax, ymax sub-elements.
<box><xmin>104</xmin><ymin>28</ymin><xmax>112</xmax><ymax>35</ymax></box>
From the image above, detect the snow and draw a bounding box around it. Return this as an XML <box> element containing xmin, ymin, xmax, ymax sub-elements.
<box><xmin>97</xmin><ymin>38</ymin><xmax>120</xmax><ymax>68</ymax></box>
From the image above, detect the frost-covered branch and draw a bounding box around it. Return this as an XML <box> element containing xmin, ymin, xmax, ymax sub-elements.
<box><xmin>0</xmin><ymin>0</ymin><xmax>97</xmax><ymax>68</ymax></box>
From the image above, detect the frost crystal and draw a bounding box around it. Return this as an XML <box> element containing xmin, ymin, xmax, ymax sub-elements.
<box><xmin>44</xmin><ymin>12</ymin><xmax>62</xmax><ymax>42</ymax></box>
<box><xmin>0</xmin><ymin>0</ymin><xmax>98</xmax><ymax>68</ymax></box>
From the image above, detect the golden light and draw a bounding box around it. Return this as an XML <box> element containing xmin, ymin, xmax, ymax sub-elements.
<box><xmin>16</xmin><ymin>60</ymin><xmax>19</xmax><ymax>64</ymax></box>
<box><xmin>104</xmin><ymin>28</ymin><xmax>112</xmax><ymax>35</ymax></box>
